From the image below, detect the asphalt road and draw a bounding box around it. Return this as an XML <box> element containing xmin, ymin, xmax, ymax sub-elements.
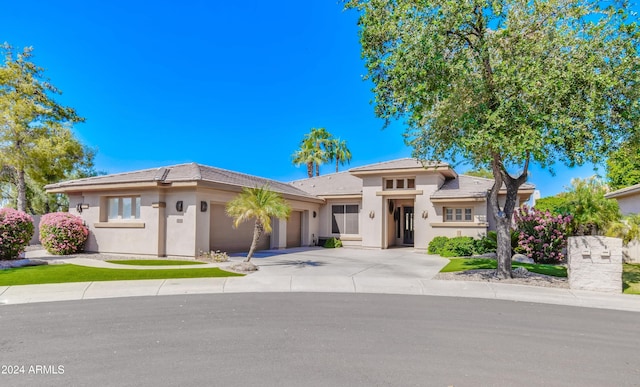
<box><xmin>0</xmin><ymin>293</ymin><xmax>638</xmax><ymax>387</ymax></box>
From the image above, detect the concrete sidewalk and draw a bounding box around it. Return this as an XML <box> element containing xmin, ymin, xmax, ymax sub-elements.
<box><xmin>0</xmin><ymin>247</ymin><xmax>636</xmax><ymax>312</ymax></box>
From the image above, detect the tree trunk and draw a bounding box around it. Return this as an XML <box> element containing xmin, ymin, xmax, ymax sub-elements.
<box><xmin>489</xmin><ymin>153</ymin><xmax>530</xmax><ymax>279</ymax></box>
<box><xmin>245</xmin><ymin>221</ymin><xmax>264</xmax><ymax>262</ymax></box>
<box><xmin>306</xmin><ymin>162</ymin><xmax>313</xmax><ymax>178</ymax></box>
<box><xmin>315</xmin><ymin>162</ymin><xmax>320</xmax><ymax>177</ymax></box>
<box><xmin>16</xmin><ymin>168</ymin><xmax>27</xmax><ymax>213</ymax></box>
<box><xmin>336</xmin><ymin>157</ymin><xmax>339</xmax><ymax>173</ymax></box>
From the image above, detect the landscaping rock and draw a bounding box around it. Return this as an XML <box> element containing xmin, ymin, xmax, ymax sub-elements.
<box><xmin>229</xmin><ymin>262</ymin><xmax>259</xmax><ymax>272</ymax></box>
<box><xmin>512</xmin><ymin>254</ymin><xmax>534</xmax><ymax>264</ymax></box>
<box><xmin>0</xmin><ymin>259</ymin><xmax>49</xmax><ymax>270</ymax></box>
<box><xmin>512</xmin><ymin>267</ymin><xmax>530</xmax><ymax>277</ymax></box>
<box><xmin>476</xmin><ymin>252</ymin><xmax>497</xmax><ymax>259</ymax></box>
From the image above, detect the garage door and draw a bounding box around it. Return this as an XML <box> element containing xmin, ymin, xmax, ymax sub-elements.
<box><xmin>286</xmin><ymin>211</ymin><xmax>302</xmax><ymax>248</ymax></box>
<box><xmin>210</xmin><ymin>204</ymin><xmax>270</xmax><ymax>253</ymax></box>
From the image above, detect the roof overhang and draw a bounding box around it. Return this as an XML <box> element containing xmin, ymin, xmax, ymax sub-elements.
<box><xmin>350</xmin><ymin>166</ymin><xmax>457</xmax><ymax>179</ymax></box>
<box><xmin>604</xmin><ymin>184</ymin><xmax>640</xmax><ymax>199</ymax></box>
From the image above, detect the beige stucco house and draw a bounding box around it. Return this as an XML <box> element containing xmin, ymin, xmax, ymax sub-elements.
<box><xmin>45</xmin><ymin>158</ymin><xmax>534</xmax><ymax>257</ymax></box>
<box><xmin>604</xmin><ymin>183</ymin><xmax>640</xmax><ymax>216</ymax></box>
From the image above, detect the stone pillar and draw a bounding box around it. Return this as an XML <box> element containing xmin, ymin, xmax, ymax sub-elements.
<box><xmin>568</xmin><ymin>236</ymin><xmax>622</xmax><ymax>293</ymax></box>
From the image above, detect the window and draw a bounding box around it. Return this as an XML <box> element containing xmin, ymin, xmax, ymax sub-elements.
<box><xmin>384</xmin><ymin>177</ymin><xmax>416</xmax><ymax>190</ymax></box>
<box><xmin>107</xmin><ymin>196</ymin><xmax>141</xmax><ymax>220</ymax></box>
<box><xmin>444</xmin><ymin>207</ymin><xmax>473</xmax><ymax>222</ymax></box>
<box><xmin>331</xmin><ymin>205</ymin><xmax>359</xmax><ymax>234</ymax></box>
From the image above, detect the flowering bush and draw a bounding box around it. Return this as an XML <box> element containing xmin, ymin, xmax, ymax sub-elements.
<box><xmin>0</xmin><ymin>208</ymin><xmax>34</xmax><ymax>260</ymax></box>
<box><xmin>39</xmin><ymin>212</ymin><xmax>88</xmax><ymax>255</ymax></box>
<box><xmin>514</xmin><ymin>205</ymin><xmax>572</xmax><ymax>264</ymax></box>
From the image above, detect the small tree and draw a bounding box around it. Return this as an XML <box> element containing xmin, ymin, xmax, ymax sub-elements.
<box><xmin>226</xmin><ymin>185</ymin><xmax>291</xmax><ymax>262</ymax></box>
<box><xmin>607</xmin><ymin>139</ymin><xmax>640</xmax><ymax>191</ymax></box>
<box><xmin>563</xmin><ymin>177</ymin><xmax>620</xmax><ymax>235</ymax></box>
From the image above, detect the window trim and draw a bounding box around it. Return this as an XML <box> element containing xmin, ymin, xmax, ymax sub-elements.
<box><xmin>444</xmin><ymin>207</ymin><xmax>474</xmax><ymax>222</ymax></box>
<box><xmin>331</xmin><ymin>204</ymin><xmax>360</xmax><ymax>235</ymax></box>
<box><xmin>383</xmin><ymin>177</ymin><xmax>416</xmax><ymax>191</ymax></box>
<box><xmin>106</xmin><ymin>196</ymin><xmax>141</xmax><ymax>221</ymax></box>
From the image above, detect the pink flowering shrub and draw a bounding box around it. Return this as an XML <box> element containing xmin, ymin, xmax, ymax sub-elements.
<box><xmin>0</xmin><ymin>208</ymin><xmax>34</xmax><ymax>260</ymax></box>
<box><xmin>39</xmin><ymin>212</ymin><xmax>89</xmax><ymax>255</ymax></box>
<box><xmin>514</xmin><ymin>205</ymin><xmax>572</xmax><ymax>264</ymax></box>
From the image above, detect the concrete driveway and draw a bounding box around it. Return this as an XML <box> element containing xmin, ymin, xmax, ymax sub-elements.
<box><xmin>237</xmin><ymin>247</ymin><xmax>447</xmax><ymax>279</ymax></box>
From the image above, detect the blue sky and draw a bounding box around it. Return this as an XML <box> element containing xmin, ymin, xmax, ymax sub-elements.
<box><xmin>1</xmin><ymin>0</ymin><xmax>626</xmax><ymax>197</ymax></box>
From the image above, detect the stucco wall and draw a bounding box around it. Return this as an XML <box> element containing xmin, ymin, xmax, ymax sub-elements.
<box><xmin>414</xmin><ymin>174</ymin><xmax>445</xmax><ymax>250</ymax></box>
<box><xmin>70</xmin><ymin>190</ymin><xmax>162</xmax><ymax>256</ymax></box>
<box><xmin>361</xmin><ymin>176</ymin><xmax>384</xmax><ymax>248</ymax></box>
<box><xmin>615</xmin><ymin>196</ymin><xmax>640</xmax><ymax>216</ymax></box>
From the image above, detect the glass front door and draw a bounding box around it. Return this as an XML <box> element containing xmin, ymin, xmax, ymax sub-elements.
<box><xmin>403</xmin><ymin>207</ymin><xmax>414</xmax><ymax>245</ymax></box>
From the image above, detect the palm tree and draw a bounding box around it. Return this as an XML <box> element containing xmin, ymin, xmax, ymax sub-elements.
<box><xmin>327</xmin><ymin>138</ymin><xmax>352</xmax><ymax>173</ymax></box>
<box><xmin>226</xmin><ymin>185</ymin><xmax>291</xmax><ymax>262</ymax></box>
<box><xmin>292</xmin><ymin>140</ymin><xmax>318</xmax><ymax>178</ymax></box>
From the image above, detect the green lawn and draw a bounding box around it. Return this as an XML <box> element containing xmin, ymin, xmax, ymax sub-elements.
<box><xmin>106</xmin><ymin>260</ymin><xmax>205</xmax><ymax>266</ymax></box>
<box><xmin>440</xmin><ymin>258</ymin><xmax>567</xmax><ymax>277</ymax></box>
<box><xmin>623</xmin><ymin>264</ymin><xmax>640</xmax><ymax>295</ymax></box>
<box><xmin>0</xmin><ymin>264</ymin><xmax>242</xmax><ymax>286</ymax></box>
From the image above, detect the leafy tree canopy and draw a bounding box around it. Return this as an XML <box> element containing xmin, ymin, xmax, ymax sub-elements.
<box><xmin>0</xmin><ymin>44</ymin><xmax>89</xmax><ymax>212</ymax></box>
<box><xmin>346</xmin><ymin>0</ymin><xmax>639</xmax><ymax>277</ymax></box>
<box><xmin>606</xmin><ymin>139</ymin><xmax>640</xmax><ymax>191</ymax></box>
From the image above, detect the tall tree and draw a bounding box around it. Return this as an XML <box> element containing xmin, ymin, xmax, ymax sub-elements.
<box><xmin>327</xmin><ymin>138</ymin><xmax>353</xmax><ymax>173</ymax></box>
<box><xmin>226</xmin><ymin>185</ymin><xmax>291</xmax><ymax>262</ymax></box>
<box><xmin>292</xmin><ymin>127</ymin><xmax>336</xmax><ymax>177</ymax></box>
<box><xmin>563</xmin><ymin>177</ymin><xmax>620</xmax><ymax>236</ymax></box>
<box><xmin>346</xmin><ymin>0</ymin><xmax>639</xmax><ymax>278</ymax></box>
<box><xmin>606</xmin><ymin>139</ymin><xmax>640</xmax><ymax>191</ymax></box>
<box><xmin>0</xmin><ymin>44</ymin><xmax>86</xmax><ymax>212</ymax></box>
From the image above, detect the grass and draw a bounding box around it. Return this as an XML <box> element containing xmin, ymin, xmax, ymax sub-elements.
<box><xmin>0</xmin><ymin>264</ymin><xmax>242</xmax><ymax>286</ymax></box>
<box><xmin>106</xmin><ymin>259</ymin><xmax>205</xmax><ymax>266</ymax></box>
<box><xmin>623</xmin><ymin>264</ymin><xmax>640</xmax><ymax>295</ymax></box>
<box><xmin>440</xmin><ymin>258</ymin><xmax>567</xmax><ymax>277</ymax></box>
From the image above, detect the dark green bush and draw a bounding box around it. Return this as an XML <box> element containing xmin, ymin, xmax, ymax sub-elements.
<box><xmin>487</xmin><ymin>230</ymin><xmax>520</xmax><ymax>254</ymax></box>
<box><xmin>428</xmin><ymin>236</ymin><xmax>449</xmax><ymax>254</ymax></box>
<box><xmin>473</xmin><ymin>235</ymin><xmax>497</xmax><ymax>255</ymax></box>
<box><xmin>323</xmin><ymin>237</ymin><xmax>343</xmax><ymax>248</ymax></box>
<box><xmin>440</xmin><ymin>236</ymin><xmax>475</xmax><ymax>257</ymax></box>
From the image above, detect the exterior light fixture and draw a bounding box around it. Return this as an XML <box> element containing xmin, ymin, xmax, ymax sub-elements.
<box><xmin>369</xmin><ymin>210</ymin><xmax>375</xmax><ymax>219</ymax></box>
<box><xmin>176</xmin><ymin>201</ymin><xmax>183</xmax><ymax>212</ymax></box>
<box><xmin>422</xmin><ymin>210</ymin><xmax>428</xmax><ymax>219</ymax></box>
<box><xmin>200</xmin><ymin>201</ymin><xmax>208</xmax><ymax>212</ymax></box>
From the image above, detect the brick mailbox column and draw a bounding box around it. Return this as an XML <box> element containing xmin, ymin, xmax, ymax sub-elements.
<box><xmin>568</xmin><ymin>236</ymin><xmax>622</xmax><ymax>293</ymax></box>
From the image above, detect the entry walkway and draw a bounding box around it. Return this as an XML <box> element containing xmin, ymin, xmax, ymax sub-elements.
<box><xmin>0</xmin><ymin>247</ymin><xmax>636</xmax><ymax>312</ymax></box>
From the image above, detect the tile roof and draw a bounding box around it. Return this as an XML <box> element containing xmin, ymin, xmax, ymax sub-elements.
<box><xmin>349</xmin><ymin>158</ymin><xmax>448</xmax><ymax>172</ymax></box>
<box><xmin>290</xmin><ymin>171</ymin><xmax>363</xmax><ymax>197</ymax></box>
<box><xmin>604</xmin><ymin>182</ymin><xmax>640</xmax><ymax>199</ymax></box>
<box><xmin>431</xmin><ymin>175</ymin><xmax>535</xmax><ymax>199</ymax></box>
<box><xmin>45</xmin><ymin>163</ymin><xmax>318</xmax><ymax>200</ymax></box>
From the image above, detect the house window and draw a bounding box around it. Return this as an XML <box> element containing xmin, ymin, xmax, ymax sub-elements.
<box><xmin>107</xmin><ymin>196</ymin><xmax>141</xmax><ymax>220</ymax></box>
<box><xmin>444</xmin><ymin>207</ymin><xmax>473</xmax><ymax>222</ymax></box>
<box><xmin>384</xmin><ymin>177</ymin><xmax>416</xmax><ymax>190</ymax></box>
<box><xmin>331</xmin><ymin>204</ymin><xmax>359</xmax><ymax>234</ymax></box>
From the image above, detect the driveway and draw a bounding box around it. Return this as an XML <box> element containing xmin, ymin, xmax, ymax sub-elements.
<box><xmin>236</xmin><ymin>247</ymin><xmax>447</xmax><ymax>279</ymax></box>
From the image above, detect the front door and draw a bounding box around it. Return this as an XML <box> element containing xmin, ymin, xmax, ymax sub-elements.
<box><xmin>403</xmin><ymin>207</ymin><xmax>414</xmax><ymax>245</ymax></box>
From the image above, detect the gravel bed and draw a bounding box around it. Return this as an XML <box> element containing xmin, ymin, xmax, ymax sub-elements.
<box><xmin>434</xmin><ymin>268</ymin><xmax>569</xmax><ymax>288</ymax></box>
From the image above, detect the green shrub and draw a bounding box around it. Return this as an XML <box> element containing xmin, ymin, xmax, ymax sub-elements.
<box><xmin>0</xmin><ymin>208</ymin><xmax>34</xmax><ymax>260</ymax></box>
<box><xmin>473</xmin><ymin>235</ymin><xmax>497</xmax><ymax>255</ymax></box>
<box><xmin>487</xmin><ymin>230</ymin><xmax>521</xmax><ymax>254</ymax></box>
<box><xmin>323</xmin><ymin>237</ymin><xmax>342</xmax><ymax>248</ymax></box>
<box><xmin>440</xmin><ymin>236</ymin><xmax>475</xmax><ymax>257</ymax></box>
<box><xmin>428</xmin><ymin>236</ymin><xmax>449</xmax><ymax>254</ymax></box>
<box><xmin>39</xmin><ymin>212</ymin><xmax>88</xmax><ymax>255</ymax></box>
